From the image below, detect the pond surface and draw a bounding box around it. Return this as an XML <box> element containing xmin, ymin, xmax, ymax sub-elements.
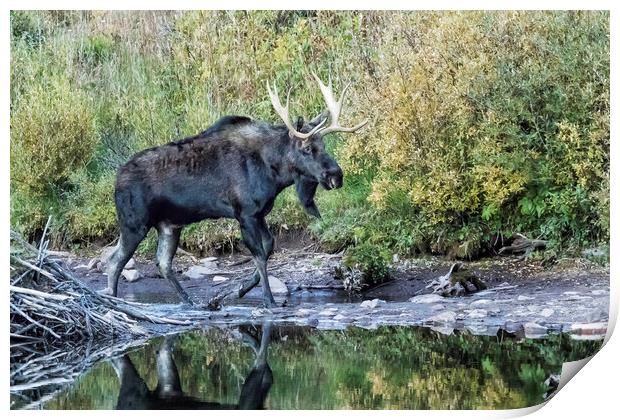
<box><xmin>41</xmin><ymin>324</ymin><xmax>600</xmax><ymax>410</ymax></box>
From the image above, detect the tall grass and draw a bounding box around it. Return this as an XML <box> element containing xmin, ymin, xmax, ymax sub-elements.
<box><xmin>10</xmin><ymin>11</ymin><xmax>609</xmax><ymax>258</ymax></box>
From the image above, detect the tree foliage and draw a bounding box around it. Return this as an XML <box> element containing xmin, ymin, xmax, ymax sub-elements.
<box><xmin>10</xmin><ymin>11</ymin><xmax>609</xmax><ymax>256</ymax></box>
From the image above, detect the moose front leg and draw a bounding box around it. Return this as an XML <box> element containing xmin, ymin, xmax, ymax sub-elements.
<box><xmin>238</xmin><ymin>216</ymin><xmax>276</xmax><ymax>308</ymax></box>
<box><xmin>239</xmin><ymin>219</ymin><xmax>274</xmax><ymax>299</ymax></box>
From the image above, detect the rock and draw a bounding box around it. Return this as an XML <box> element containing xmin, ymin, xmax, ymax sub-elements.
<box><xmin>591</xmin><ymin>290</ymin><xmax>608</xmax><ymax>296</ymax></box>
<box><xmin>392</xmin><ymin>254</ymin><xmax>400</xmax><ymax>263</ymax></box>
<box><xmin>319</xmin><ymin>310</ymin><xmax>335</xmax><ymax>317</ymax></box>
<box><xmin>333</xmin><ymin>314</ymin><xmax>347</xmax><ymax>321</ymax></box>
<box><xmin>268</xmin><ymin>276</ymin><xmax>288</xmax><ymax>295</ymax></box>
<box><xmin>467</xmin><ymin>309</ymin><xmax>487</xmax><ymax>318</ymax></box>
<box><xmin>471</xmin><ymin>299</ymin><xmax>492</xmax><ymax>307</ymax></box>
<box><xmin>360</xmin><ymin>298</ymin><xmax>384</xmax><ymax>309</ymax></box>
<box><xmin>184</xmin><ymin>265</ymin><xmax>219</xmax><ymax>279</ymax></box>
<box><xmin>122</xmin><ymin>269</ymin><xmax>142</xmax><ymax>283</ymax></box>
<box><xmin>426</xmin><ymin>311</ymin><xmax>457</xmax><ymax>324</ymax></box>
<box><xmin>540</xmin><ymin>308</ymin><xmax>555</xmax><ymax>317</ymax></box>
<box><xmin>486</xmin><ymin>307</ymin><xmax>501</xmax><ymax>316</ymax></box>
<box><xmin>431</xmin><ymin>304</ymin><xmax>445</xmax><ymax>310</ymax></box>
<box><xmin>430</xmin><ymin>325</ymin><xmax>455</xmax><ymax>335</ymax></box>
<box><xmin>409</xmin><ymin>294</ymin><xmax>444</xmax><ymax>304</ymax></box>
<box><xmin>296</xmin><ymin>308</ymin><xmax>313</xmax><ymax>316</ymax></box>
<box><xmin>125</xmin><ymin>258</ymin><xmax>136</xmax><ymax>270</ymax></box>
<box><xmin>201</xmin><ymin>257</ymin><xmax>218</xmax><ymax>263</ymax></box>
<box><xmin>524</xmin><ymin>322</ymin><xmax>548</xmax><ymax>338</ymax></box>
<box><xmin>212</xmin><ymin>275</ymin><xmax>228</xmax><ymax>284</ymax></box>
<box><xmin>86</xmin><ymin>257</ymin><xmax>99</xmax><ymax>271</ymax></box>
<box><xmin>517</xmin><ymin>295</ymin><xmax>535</xmax><ymax>301</ymax></box>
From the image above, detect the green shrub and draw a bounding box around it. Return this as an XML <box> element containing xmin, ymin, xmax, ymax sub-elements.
<box><xmin>342</xmin><ymin>242</ymin><xmax>391</xmax><ymax>289</ymax></box>
<box><xmin>10</xmin><ymin>76</ymin><xmax>97</xmax><ymax>238</ymax></box>
<box><xmin>9</xmin><ymin>11</ymin><xmax>609</xmax><ymax>257</ymax></box>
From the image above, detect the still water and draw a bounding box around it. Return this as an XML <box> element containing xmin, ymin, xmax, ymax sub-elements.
<box><xmin>44</xmin><ymin>325</ymin><xmax>600</xmax><ymax>410</ymax></box>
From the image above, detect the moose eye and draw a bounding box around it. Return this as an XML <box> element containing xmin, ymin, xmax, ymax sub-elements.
<box><xmin>302</xmin><ymin>144</ymin><xmax>313</xmax><ymax>155</ymax></box>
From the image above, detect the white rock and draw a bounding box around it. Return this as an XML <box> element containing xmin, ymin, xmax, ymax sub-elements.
<box><xmin>471</xmin><ymin>299</ymin><xmax>492</xmax><ymax>307</ymax></box>
<box><xmin>268</xmin><ymin>276</ymin><xmax>288</xmax><ymax>295</ymax></box>
<box><xmin>591</xmin><ymin>290</ymin><xmax>608</xmax><ymax>296</ymax></box>
<box><xmin>360</xmin><ymin>298</ymin><xmax>384</xmax><ymax>309</ymax></box>
<box><xmin>201</xmin><ymin>256</ymin><xmax>218</xmax><ymax>263</ymax></box>
<box><xmin>122</xmin><ymin>269</ymin><xmax>142</xmax><ymax>283</ymax></box>
<box><xmin>124</xmin><ymin>258</ymin><xmax>136</xmax><ymax>270</ymax></box>
<box><xmin>86</xmin><ymin>257</ymin><xmax>99</xmax><ymax>270</ymax></box>
<box><xmin>318</xmin><ymin>310</ymin><xmax>335</xmax><ymax>317</ymax></box>
<box><xmin>429</xmin><ymin>325</ymin><xmax>455</xmax><ymax>335</ymax></box>
<box><xmin>426</xmin><ymin>311</ymin><xmax>457</xmax><ymax>324</ymax></box>
<box><xmin>540</xmin><ymin>308</ymin><xmax>555</xmax><ymax>317</ymax></box>
<box><xmin>212</xmin><ymin>275</ymin><xmax>228</xmax><ymax>283</ymax></box>
<box><xmin>524</xmin><ymin>322</ymin><xmax>548</xmax><ymax>338</ymax></box>
<box><xmin>517</xmin><ymin>295</ymin><xmax>535</xmax><ymax>301</ymax></box>
<box><xmin>468</xmin><ymin>309</ymin><xmax>488</xmax><ymax>318</ymax></box>
<box><xmin>409</xmin><ymin>294</ymin><xmax>444</xmax><ymax>304</ymax></box>
<box><xmin>333</xmin><ymin>314</ymin><xmax>346</xmax><ymax>321</ymax></box>
<box><xmin>184</xmin><ymin>265</ymin><xmax>218</xmax><ymax>279</ymax></box>
<box><xmin>296</xmin><ymin>309</ymin><xmax>313</xmax><ymax>316</ymax></box>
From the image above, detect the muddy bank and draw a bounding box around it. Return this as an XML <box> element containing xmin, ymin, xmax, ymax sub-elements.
<box><xmin>64</xmin><ymin>248</ymin><xmax>610</xmax><ymax>339</ymax></box>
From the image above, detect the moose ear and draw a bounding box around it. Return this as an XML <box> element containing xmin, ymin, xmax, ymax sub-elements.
<box><xmin>309</xmin><ymin>109</ymin><xmax>329</xmax><ymax>127</ymax></box>
<box><xmin>294</xmin><ymin>175</ymin><xmax>321</xmax><ymax>219</ymax></box>
<box><xmin>295</xmin><ymin>116</ymin><xmax>305</xmax><ymax>131</ymax></box>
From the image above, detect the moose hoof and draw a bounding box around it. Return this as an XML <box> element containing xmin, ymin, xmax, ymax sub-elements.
<box><xmin>263</xmin><ymin>299</ymin><xmax>277</xmax><ymax>309</ymax></box>
<box><xmin>180</xmin><ymin>297</ymin><xmax>195</xmax><ymax>306</ymax></box>
<box><xmin>98</xmin><ymin>287</ymin><xmax>115</xmax><ymax>296</ymax></box>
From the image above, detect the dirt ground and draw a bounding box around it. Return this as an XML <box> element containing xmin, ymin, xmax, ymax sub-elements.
<box><xmin>59</xmin><ymin>242</ymin><xmax>610</xmax><ymax>340</ymax></box>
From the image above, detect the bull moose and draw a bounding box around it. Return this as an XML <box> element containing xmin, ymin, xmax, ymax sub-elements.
<box><xmin>100</xmin><ymin>73</ymin><xmax>367</xmax><ymax>307</ymax></box>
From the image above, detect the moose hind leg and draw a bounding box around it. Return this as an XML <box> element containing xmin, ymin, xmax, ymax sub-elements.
<box><xmin>102</xmin><ymin>230</ymin><xmax>145</xmax><ymax>297</ymax></box>
<box><xmin>238</xmin><ymin>216</ymin><xmax>275</xmax><ymax>308</ymax></box>
<box><xmin>156</xmin><ymin>224</ymin><xmax>193</xmax><ymax>305</ymax></box>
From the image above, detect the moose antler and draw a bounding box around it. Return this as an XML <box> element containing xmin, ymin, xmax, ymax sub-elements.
<box><xmin>266</xmin><ymin>81</ymin><xmax>326</xmax><ymax>139</ymax></box>
<box><xmin>311</xmin><ymin>72</ymin><xmax>368</xmax><ymax>136</ymax></box>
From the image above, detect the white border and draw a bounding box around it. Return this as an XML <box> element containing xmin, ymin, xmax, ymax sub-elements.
<box><xmin>2</xmin><ymin>2</ymin><xmax>617</xmax><ymax>418</ymax></box>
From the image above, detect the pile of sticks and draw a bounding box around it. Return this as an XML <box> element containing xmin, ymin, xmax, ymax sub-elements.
<box><xmin>10</xmin><ymin>220</ymin><xmax>190</xmax><ymax>347</ymax></box>
<box><xmin>10</xmin><ymin>220</ymin><xmax>195</xmax><ymax>407</ymax></box>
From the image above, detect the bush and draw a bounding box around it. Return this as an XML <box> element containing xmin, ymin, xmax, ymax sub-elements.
<box><xmin>10</xmin><ymin>77</ymin><xmax>97</xmax><ymax>238</ymax></box>
<box><xmin>342</xmin><ymin>243</ymin><xmax>391</xmax><ymax>290</ymax></box>
<box><xmin>10</xmin><ymin>11</ymin><xmax>609</xmax><ymax>257</ymax></box>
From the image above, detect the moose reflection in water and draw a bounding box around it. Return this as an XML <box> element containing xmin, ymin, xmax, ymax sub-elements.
<box><xmin>111</xmin><ymin>322</ymin><xmax>273</xmax><ymax>410</ymax></box>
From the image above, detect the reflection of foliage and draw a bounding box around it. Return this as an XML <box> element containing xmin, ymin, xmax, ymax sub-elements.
<box><xmin>45</xmin><ymin>326</ymin><xmax>602</xmax><ymax>410</ymax></box>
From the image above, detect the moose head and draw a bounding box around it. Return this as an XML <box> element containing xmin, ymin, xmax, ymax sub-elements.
<box><xmin>266</xmin><ymin>73</ymin><xmax>368</xmax><ymax>196</ymax></box>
